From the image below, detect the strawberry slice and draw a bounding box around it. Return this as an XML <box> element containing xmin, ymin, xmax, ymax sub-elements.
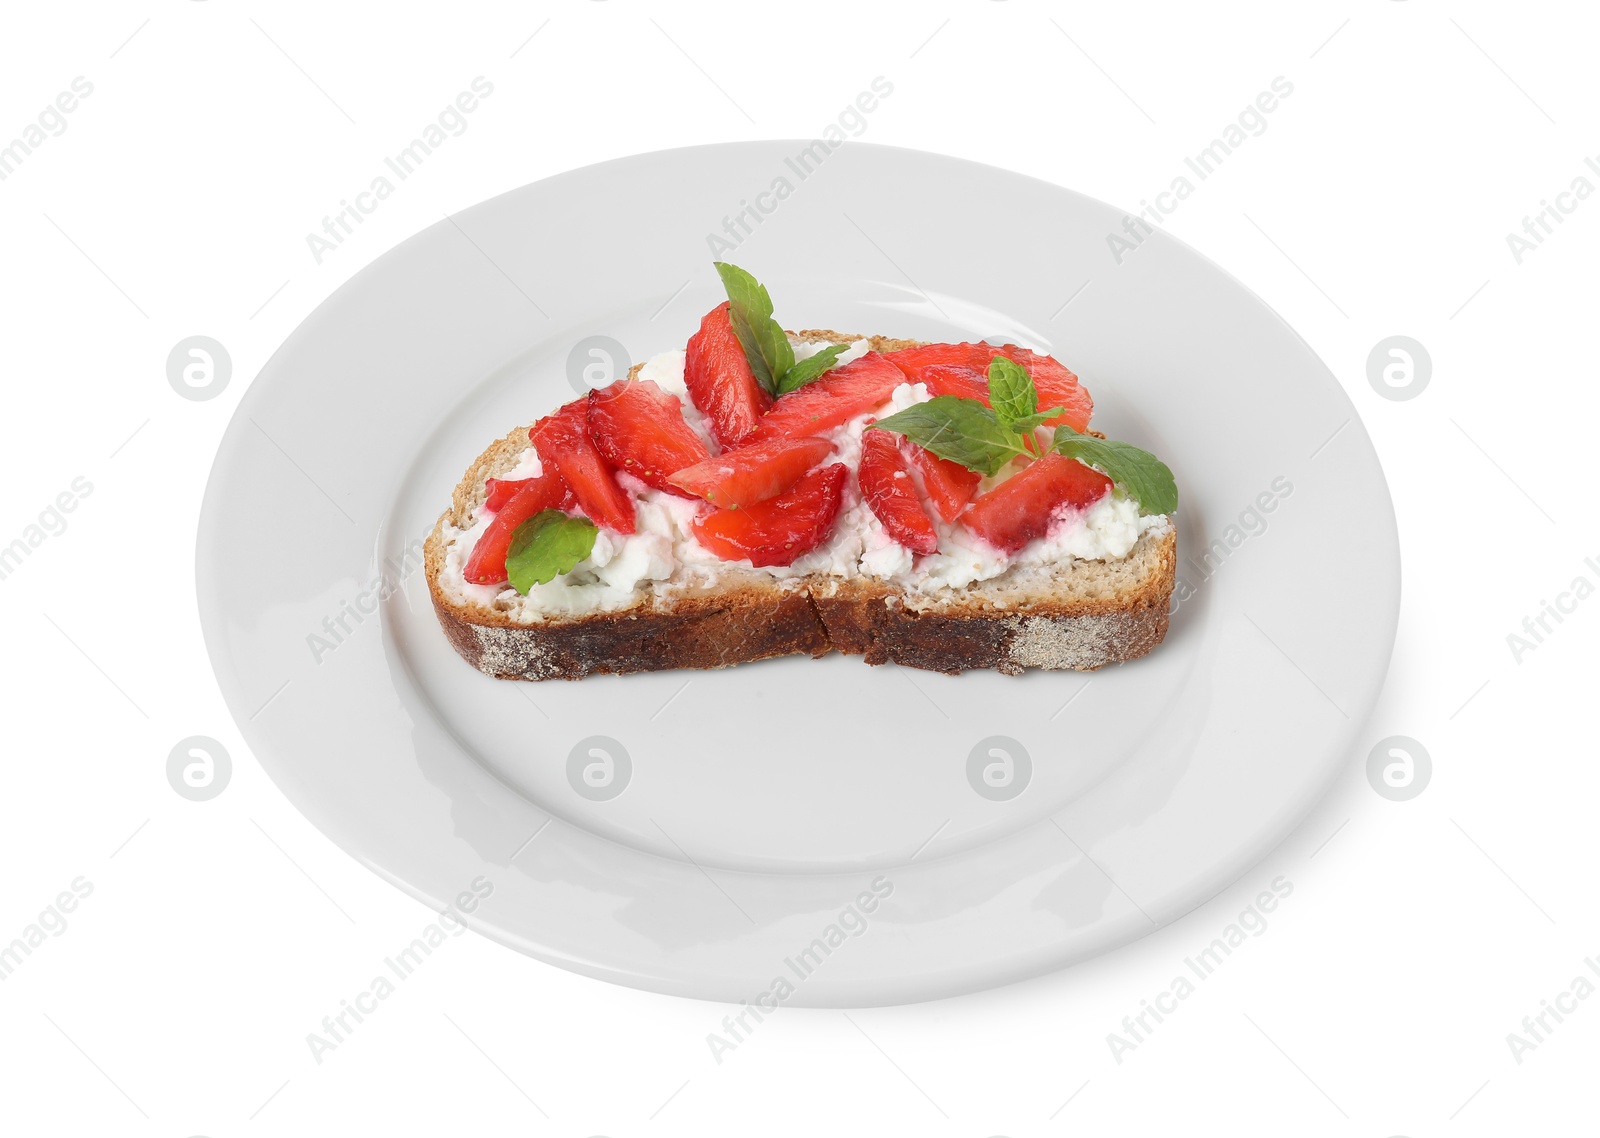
<box><xmin>859</xmin><ymin>429</ymin><xmax>938</xmax><ymax>555</ymax></box>
<box><xmin>484</xmin><ymin>476</ymin><xmax>529</xmax><ymax>512</ymax></box>
<box><xmin>667</xmin><ymin>435</ymin><xmax>834</xmax><ymax>510</ymax></box>
<box><xmin>745</xmin><ymin>352</ymin><xmax>904</xmax><ymax>442</ymax></box>
<box><xmin>464</xmin><ymin>469</ymin><xmax>574</xmax><ymax>585</ymax></box>
<box><xmin>906</xmin><ymin>442</ymin><xmax>982</xmax><ymax>524</ymax></box>
<box><xmin>684</xmin><ymin>302</ymin><xmax>772</xmax><ymax>448</ymax></box>
<box><xmin>486</xmin><ymin>464</ymin><xmax>588</xmax><ymax>512</ymax></box>
<box><xmin>692</xmin><ymin>463</ymin><xmax>848</xmax><ymax>567</ymax></box>
<box><xmin>884</xmin><ymin>342</ymin><xmax>1094</xmax><ymax>432</ymax></box>
<box><xmin>485</xmin><ymin>474</ymin><xmax>577</xmax><ymax>514</ymax></box>
<box><xmin>586</xmin><ymin>377</ymin><xmax>711</xmax><ymax>497</ymax></box>
<box><xmin>960</xmin><ymin>453</ymin><xmax>1113</xmax><ymax>555</ymax></box>
<box><xmin>530</xmin><ymin>399</ymin><xmax>636</xmax><ymax>534</ymax></box>
<box><xmin>918</xmin><ymin>363</ymin><xmax>990</xmax><ymax>404</ymax></box>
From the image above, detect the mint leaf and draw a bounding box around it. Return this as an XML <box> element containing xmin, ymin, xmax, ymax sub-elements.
<box><xmin>870</xmin><ymin>396</ymin><xmax>1030</xmax><ymax>477</ymax></box>
<box><xmin>874</xmin><ymin>358</ymin><xmax>1179</xmax><ymax>507</ymax></box>
<box><xmin>776</xmin><ymin>343</ymin><xmax>848</xmax><ymax>394</ymax></box>
<box><xmin>505</xmin><ymin>509</ymin><xmax>599</xmax><ymax>593</ymax></box>
<box><xmin>713</xmin><ymin>262</ymin><xmax>794</xmax><ymax>396</ymax></box>
<box><xmin>1051</xmin><ymin>426</ymin><xmax>1178</xmax><ymax>516</ymax></box>
<box><xmin>1004</xmin><ymin>410</ymin><xmax>1058</xmax><ymax>434</ymax></box>
<box><xmin>987</xmin><ymin>356</ymin><xmax>1037</xmax><ymax>431</ymax></box>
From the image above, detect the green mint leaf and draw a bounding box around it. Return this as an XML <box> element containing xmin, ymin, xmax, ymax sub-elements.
<box><xmin>776</xmin><ymin>343</ymin><xmax>848</xmax><ymax>394</ymax></box>
<box><xmin>713</xmin><ymin>261</ymin><xmax>794</xmax><ymax>396</ymax></box>
<box><xmin>505</xmin><ymin>509</ymin><xmax>599</xmax><ymax>593</ymax></box>
<box><xmin>1051</xmin><ymin>426</ymin><xmax>1178</xmax><ymax>516</ymax></box>
<box><xmin>870</xmin><ymin>396</ymin><xmax>1029</xmax><ymax>477</ymax></box>
<box><xmin>1004</xmin><ymin>410</ymin><xmax>1059</xmax><ymax>434</ymax></box>
<box><xmin>987</xmin><ymin>356</ymin><xmax>1038</xmax><ymax>432</ymax></box>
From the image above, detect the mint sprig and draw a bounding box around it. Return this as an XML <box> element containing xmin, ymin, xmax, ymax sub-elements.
<box><xmin>987</xmin><ymin>356</ymin><xmax>1037</xmax><ymax>431</ymax></box>
<box><xmin>987</xmin><ymin>357</ymin><xmax>1057</xmax><ymax>437</ymax></box>
<box><xmin>776</xmin><ymin>343</ymin><xmax>849</xmax><ymax>394</ymax></box>
<box><xmin>870</xmin><ymin>396</ymin><xmax>1029</xmax><ymax>477</ymax></box>
<box><xmin>870</xmin><ymin>357</ymin><xmax>1043</xmax><ymax>475</ymax></box>
<box><xmin>505</xmin><ymin>509</ymin><xmax>599</xmax><ymax>593</ymax></box>
<box><xmin>714</xmin><ymin>262</ymin><xmax>793</xmax><ymax>393</ymax></box>
<box><xmin>1051</xmin><ymin>426</ymin><xmax>1178</xmax><ymax>516</ymax></box>
<box><xmin>713</xmin><ymin>261</ymin><xmax>846</xmax><ymax>396</ymax></box>
<box><xmin>871</xmin><ymin>357</ymin><xmax>1177</xmax><ymax>515</ymax></box>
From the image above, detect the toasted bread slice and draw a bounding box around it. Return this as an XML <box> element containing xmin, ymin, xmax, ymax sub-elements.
<box><xmin>424</xmin><ymin>333</ymin><xmax>1176</xmax><ymax>680</ymax></box>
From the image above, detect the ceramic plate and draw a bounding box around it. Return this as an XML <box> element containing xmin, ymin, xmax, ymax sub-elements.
<box><xmin>197</xmin><ymin>142</ymin><xmax>1398</xmax><ymax>1006</ymax></box>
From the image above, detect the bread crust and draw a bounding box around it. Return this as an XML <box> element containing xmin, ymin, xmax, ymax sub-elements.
<box><xmin>423</xmin><ymin>331</ymin><xmax>1177</xmax><ymax>679</ymax></box>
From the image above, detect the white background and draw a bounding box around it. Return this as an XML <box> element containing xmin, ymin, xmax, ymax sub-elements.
<box><xmin>2</xmin><ymin>1</ymin><xmax>1596</xmax><ymax>1134</ymax></box>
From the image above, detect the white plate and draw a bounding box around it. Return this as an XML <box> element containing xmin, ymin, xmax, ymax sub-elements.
<box><xmin>197</xmin><ymin>142</ymin><xmax>1398</xmax><ymax>1006</ymax></box>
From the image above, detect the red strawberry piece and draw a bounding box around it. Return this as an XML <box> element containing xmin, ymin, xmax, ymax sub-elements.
<box><xmin>883</xmin><ymin>342</ymin><xmax>1094</xmax><ymax>432</ymax></box>
<box><xmin>485</xmin><ymin>475</ymin><xmax>577</xmax><ymax>513</ymax></box>
<box><xmin>918</xmin><ymin>363</ymin><xmax>990</xmax><ymax>403</ymax></box>
<box><xmin>484</xmin><ymin>476</ymin><xmax>528</xmax><ymax>512</ymax></box>
<box><xmin>684</xmin><ymin>301</ymin><xmax>772</xmax><ymax>448</ymax></box>
<box><xmin>586</xmin><ymin>377</ymin><xmax>711</xmax><ymax>497</ymax></box>
<box><xmin>745</xmin><ymin>352</ymin><xmax>904</xmax><ymax>442</ymax></box>
<box><xmin>905</xmin><ymin>442</ymin><xmax>982</xmax><ymax>524</ymax></box>
<box><xmin>692</xmin><ymin>463</ymin><xmax>848</xmax><ymax>567</ymax></box>
<box><xmin>530</xmin><ymin>398</ymin><xmax>636</xmax><ymax>534</ymax></box>
<box><xmin>884</xmin><ymin>343</ymin><xmax>995</xmax><ymax>375</ymax></box>
<box><xmin>960</xmin><ymin>453</ymin><xmax>1113</xmax><ymax>555</ymax></box>
<box><xmin>464</xmin><ymin>468</ymin><xmax>574</xmax><ymax>584</ymax></box>
<box><xmin>859</xmin><ymin>429</ymin><xmax>938</xmax><ymax>555</ymax></box>
<box><xmin>666</xmin><ymin>435</ymin><xmax>834</xmax><ymax>510</ymax></box>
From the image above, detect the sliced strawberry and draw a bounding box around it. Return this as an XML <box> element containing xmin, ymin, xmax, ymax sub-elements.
<box><xmin>885</xmin><ymin>343</ymin><xmax>993</xmax><ymax>375</ymax></box>
<box><xmin>960</xmin><ymin>453</ymin><xmax>1113</xmax><ymax>555</ymax></box>
<box><xmin>906</xmin><ymin>442</ymin><xmax>982</xmax><ymax>524</ymax></box>
<box><xmin>485</xmin><ymin>474</ymin><xmax>576</xmax><ymax>514</ymax></box>
<box><xmin>884</xmin><ymin>342</ymin><xmax>1094</xmax><ymax>432</ymax></box>
<box><xmin>692</xmin><ymin>463</ymin><xmax>848</xmax><ymax>567</ymax></box>
<box><xmin>530</xmin><ymin>399</ymin><xmax>636</xmax><ymax>534</ymax></box>
<box><xmin>484</xmin><ymin>477</ymin><xmax>528</xmax><ymax>512</ymax></box>
<box><xmin>464</xmin><ymin>469</ymin><xmax>574</xmax><ymax>585</ymax></box>
<box><xmin>684</xmin><ymin>302</ymin><xmax>772</xmax><ymax>448</ymax></box>
<box><xmin>918</xmin><ymin>363</ymin><xmax>990</xmax><ymax>404</ymax></box>
<box><xmin>859</xmin><ymin>429</ymin><xmax>938</xmax><ymax>555</ymax></box>
<box><xmin>666</xmin><ymin>435</ymin><xmax>834</xmax><ymax>510</ymax></box>
<box><xmin>745</xmin><ymin>352</ymin><xmax>904</xmax><ymax>442</ymax></box>
<box><xmin>586</xmin><ymin>377</ymin><xmax>711</xmax><ymax>497</ymax></box>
